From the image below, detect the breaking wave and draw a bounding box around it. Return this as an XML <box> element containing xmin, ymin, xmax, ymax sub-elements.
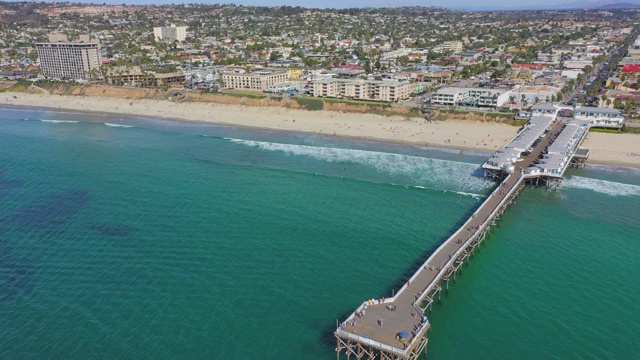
<box><xmin>562</xmin><ymin>176</ymin><xmax>640</xmax><ymax>197</ymax></box>
<box><xmin>105</xmin><ymin>123</ymin><xmax>134</xmax><ymax>128</ymax></box>
<box><xmin>586</xmin><ymin>164</ymin><xmax>640</xmax><ymax>176</ymax></box>
<box><xmin>225</xmin><ymin>138</ymin><xmax>492</xmax><ymax>193</ymax></box>
<box><xmin>448</xmin><ymin>191</ymin><xmax>486</xmax><ymax>199</ymax></box>
<box><xmin>40</xmin><ymin>119</ymin><xmax>79</xmax><ymax>124</ymax></box>
<box><xmin>23</xmin><ymin>118</ymin><xmax>79</xmax><ymax>123</ymax></box>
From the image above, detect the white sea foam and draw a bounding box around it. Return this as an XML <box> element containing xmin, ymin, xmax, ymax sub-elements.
<box><xmin>22</xmin><ymin>118</ymin><xmax>79</xmax><ymax>123</ymax></box>
<box><xmin>460</xmin><ymin>150</ymin><xmax>494</xmax><ymax>158</ymax></box>
<box><xmin>40</xmin><ymin>119</ymin><xmax>79</xmax><ymax>123</ymax></box>
<box><xmin>451</xmin><ymin>191</ymin><xmax>486</xmax><ymax>199</ymax></box>
<box><xmin>226</xmin><ymin>138</ymin><xmax>492</xmax><ymax>193</ymax></box>
<box><xmin>562</xmin><ymin>176</ymin><xmax>640</xmax><ymax>196</ymax></box>
<box><xmin>586</xmin><ymin>164</ymin><xmax>640</xmax><ymax>177</ymax></box>
<box><xmin>105</xmin><ymin>123</ymin><xmax>134</xmax><ymax>128</ymax></box>
<box><xmin>418</xmin><ymin>146</ymin><xmax>462</xmax><ymax>154</ymax></box>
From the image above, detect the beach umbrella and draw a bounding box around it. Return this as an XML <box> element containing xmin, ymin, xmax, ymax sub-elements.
<box><xmin>398</xmin><ymin>331</ymin><xmax>409</xmax><ymax>339</ymax></box>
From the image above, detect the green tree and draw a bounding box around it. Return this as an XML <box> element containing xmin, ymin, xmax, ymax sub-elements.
<box><xmin>397</xmin><ymin>55</ymin><xmax>409</xmax><ymax>67</ymax></box>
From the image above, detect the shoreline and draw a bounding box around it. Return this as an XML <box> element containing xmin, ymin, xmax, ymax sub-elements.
<box><xmin>1</xmin><ymin>92</ymin><xmax>639</xmax><ymax>168</ymax></box>
<box><xmin>0</xmin><ymin>103</ymin><xmax>494</xmax><ymax>156</ymax></box>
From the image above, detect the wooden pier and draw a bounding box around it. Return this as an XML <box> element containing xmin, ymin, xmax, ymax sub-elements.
<box><xmin>334</xmin><ymin>110</ymin><xmax>590</xmax><ymax>359</ymax></box>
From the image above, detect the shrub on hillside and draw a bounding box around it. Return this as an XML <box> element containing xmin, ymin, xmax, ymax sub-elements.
<box><xmin>294</xmin><ymin>97</ymin><xmax>324</xmax><ymax>111</ymax></box>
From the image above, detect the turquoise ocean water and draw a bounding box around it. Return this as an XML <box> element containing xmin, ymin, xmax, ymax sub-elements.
<box><xmin>0</xmin><ymin>107</ymin><xmax>638</xmax><ymax>359</ymax></box>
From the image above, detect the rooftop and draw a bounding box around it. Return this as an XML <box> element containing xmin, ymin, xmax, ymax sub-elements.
<box><xmin>574</xmin><ymin>106</ymin><xmax>623</xmax><ymax>115</ymax></box>
<box><xmin>434</xmin><ymin>87</ymin><xmax>466</xmax><ymax>95</ymax></box>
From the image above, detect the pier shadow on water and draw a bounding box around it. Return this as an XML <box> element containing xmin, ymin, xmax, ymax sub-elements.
<box><xmin>471</xmin><ymin>166</ymin><xmax>487</xmax><ymax>179</ymax></box>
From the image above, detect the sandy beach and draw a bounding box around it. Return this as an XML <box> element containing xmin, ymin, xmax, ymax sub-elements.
<box><xmin>1</xmin><ymin>92</ymin><xmax>639</xmax><ymax>168</ymax></box>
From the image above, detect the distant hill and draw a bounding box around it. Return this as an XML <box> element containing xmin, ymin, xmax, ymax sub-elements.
<box><xmin>452</xmin><ymin>0</ymin><xmax>640</xmax><ymax>11</ymax></box>
<box><xmin>596</xmin><ymin>2</ymin><xmax>640</xmax><ymax>8</ymax></box>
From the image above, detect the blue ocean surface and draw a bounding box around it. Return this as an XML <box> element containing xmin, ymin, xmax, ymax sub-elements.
<box><xmin>0</xmin><ymin>108</ymin><xmax>639</xmax><ymax>359</ymax></box>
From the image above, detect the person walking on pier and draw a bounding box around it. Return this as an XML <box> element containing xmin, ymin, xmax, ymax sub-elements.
<box><xmin>378</xmin><ymin>319</ymin><xmax>384</xmax><ymax>327</ymax></box>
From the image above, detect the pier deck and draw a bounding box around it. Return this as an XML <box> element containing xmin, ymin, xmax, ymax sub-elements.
<box><xmin>335</xmin><ymin>119</ymin><xmax>567</xmax><ymax>359</ymax></box>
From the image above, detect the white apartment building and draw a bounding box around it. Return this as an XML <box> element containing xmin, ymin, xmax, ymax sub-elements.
<box><xmin>531</xmin><ymin>103</ymin><xmax>560</xmax><ymax>117</ymax></box>
<box><xmin>563</xmin><ymin>60</ymin><xmax>593</xmax><ymax>70</ymax></box>
<box><xmin>222</xmin><ymin>70</ymin><xmax>289</xmax><ymax>91</ymax></box>
<box><xmin>442</xmin><ymin>41</ymin><xmax>463</xmax><ymax>53</ymax></box>
<box><xmin>36</xmin><ymin>41</ymin><xmax>102</xmax><ymax>79</ymax></box>
<box><xmin>313</xmin><ymin>79</ymin><xmax>340</xmax><ymax>97</ymax></box>
<box><xmin>431</xmin><ymin>87</ymin><xmax>468</xmax><ymax>105</ymax></box>
<box><xmin>432</xmin><ymin>87</ymin><xmax>509</xmax><ymax>107</ymax></box>
<box><xmin>153</xmin><ymin>24</ymin><xmax>187</xmax><ymax>43</ymax></box>
<box><xmin>574</xmin><ymin>107</ymin><xmax>624</xmax><ymax>128</ymax></box>
<box><xmin>381</xmin><ymin>48</ymin><xmax>413</xmax><ymax>61</ymax></box>
<box><xmin>510</xmin><ymin>85</ymin><xmax>560</xmax><ymax>105</ymax></box>
<box><xmin>311</xmin><ymin>79</ymin><xmax>414</xmax><ymax>102</ymax></box>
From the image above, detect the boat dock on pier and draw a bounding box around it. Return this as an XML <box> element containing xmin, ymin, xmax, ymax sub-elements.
<box><xmin>334</xmin><ymin>104</ymin><xmax>597</xmax><ymax>359</ymax></box>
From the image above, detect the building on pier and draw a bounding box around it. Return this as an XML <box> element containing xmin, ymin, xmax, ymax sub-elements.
<box><xmin>574</xmin><ymin>107</ymin><xmax>624</xmax><ymax>128</ymax></box>
<box><xmin>531</xmin><ymin>103</ymin><xmax>562</xmax><ymax>117</ymax></box>
<box><xmin>531</xmin><ymin>120</ymin><xmax>589</xmax><ymax>176</ymax></box>
<box><xmin>483</xmin><ymin>114</ymin><xmax>554</xmax><ymax>175</ymax></box>
<box><xmin>485</xmin><ymin>103</ymin><xmax>594</xmax><ymax>186</ymax></box>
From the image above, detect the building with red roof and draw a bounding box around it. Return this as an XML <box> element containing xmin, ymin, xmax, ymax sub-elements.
<box><xmin>512</xmin><ymin>64</ymin><xmax>545</xmax><ymax>70</ymax></box>
<box><xmin>622</xmin><ymin>64</ymin><xmax>640</xmax><ymax>73</ymax></box>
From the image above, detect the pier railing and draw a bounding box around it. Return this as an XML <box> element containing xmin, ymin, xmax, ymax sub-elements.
<box><xmin>335</xmin><ymin>300</ymin><xmax>430</xmax><ymax>358</ymax></box>
<box><xmin>335</xmin><ymin>328</ymin><xmax>410</xmax><ymax>357</ymax></box>
<box><xmin>414</xmin><ymin>174</ymin><xmax>524</xmax><ymax>307</ymax></box>
<box><xmin>336</xmin><ymin>173</ymin><xmax>527</xmax><ymax>357</ymax></box>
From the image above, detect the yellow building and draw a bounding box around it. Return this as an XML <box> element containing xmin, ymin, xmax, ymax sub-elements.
<box><xmin>311</xmin><ymin>79</ymin><xmax>414</xmax><ymax>102</ymax></box>
<box><xmin>288</xmin><ymin>68</ymin><xmax>304</xmax><ymax>79</ymax></box>
<box><xmin>222</xmin><ymin>70</ymin><xmax>289</xmax><ymax>91</ymax></box>
<box><xmin>416</xmin><ymin>71</ymin><xmax>453</xmax><ymax>84</ymax></box>
<box><xmin>106</xmin><ymin>66</ymin><xmax>185</xmax><ymax>87</ymax></box>
<box><xmin>443</xmin><ymin>41</ymin><xmax>463</xmax><ymax>53</ymax></box>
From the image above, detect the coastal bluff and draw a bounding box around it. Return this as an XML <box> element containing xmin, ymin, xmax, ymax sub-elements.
<box><xmin>1</xmin><ymin>81</ymin><xmax>514</xmax><ymax>123</ymax></box>
<box><xmin>1</xmin><ymin>82</ymin><xmax>638</xmax><ymax>168</ymax></box>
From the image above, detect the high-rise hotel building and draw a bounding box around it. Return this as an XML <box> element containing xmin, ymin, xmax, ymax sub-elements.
<box><xmin>153</xmin><ymin>24</ymin><xmax>188</xmax><ymax>43</ymax></box>
<box><xmin>36</xmin><ymin>34</ymin><xmax>102</xmax><ymax>80</ymax></box>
